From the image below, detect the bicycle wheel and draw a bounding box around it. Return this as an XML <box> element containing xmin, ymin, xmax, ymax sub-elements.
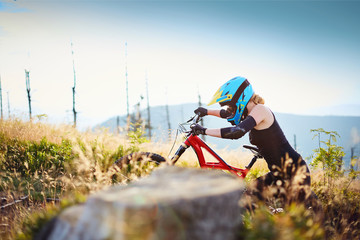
<box><xmin>113</xmin><ymin>152</ymin><xmax>166</xmax><ymax>169</ymax></box>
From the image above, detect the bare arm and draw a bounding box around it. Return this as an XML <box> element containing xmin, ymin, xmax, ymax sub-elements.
<box><xmin>248</xmin><ymin>104</ymin><xmax>274</xmax><ymax>130</ymax></box>
<box><xmin>199</xmin><ymin>105</ymin><xmax>273</xmax><ymax>138</ymax></box>
<box><xmin>208</xmin><ymin>109</ymin><xmax>233</xmax><ymax>119</ymax></box>
<box><xmin>201</xmin><ymin>109</ymin><xmax>230</xmax><ymax>137</ymax></box>
<box><xmin>205</xmin><ymin>128</ymin><xmax>222</xmax><ymax>138</ymax></box>
<box><xmin>207</xmin><ymin>109</ymin><xmax>222</xmax><ymax>118</ymax></box>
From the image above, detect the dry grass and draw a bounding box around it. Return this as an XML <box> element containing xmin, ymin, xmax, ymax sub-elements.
<box><xmin>0</xmin><ymin>118</ymin><xmax>269</xmax><ymax>239</ymax></box>
<box><xmin>0</xmin><ymin>118</ymin><xmax>68</xmax><ymax>144</ymax></box>
<box><xmin>1</xmin><ymin>118</ymin><xmax>359</xmax><ymax>240</ymax></box>
<box><xmin>0</xmin><ymin>119</ymin><xmax>130</xmax><ymax>239</ymax></box>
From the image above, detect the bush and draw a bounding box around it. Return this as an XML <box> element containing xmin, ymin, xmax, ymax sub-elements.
<box><xmin>239</xmin><ymin>204</ymin><xmax>324</xmax><ymax>240</ymax></box>
<box><xmin>310</xmin><ymin>128</ymin><xmax>345</xmax><ymax>185</ymax></box>
<box><xmin>0</xmin><ymin>135</ymin><xmax>74</xmax><ymax>178</ymax></box>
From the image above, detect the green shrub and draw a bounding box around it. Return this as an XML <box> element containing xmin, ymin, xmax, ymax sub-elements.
<box><xmin>126</xmin><ymin>126</ymin><xmax>149</xmax><ymax>153</ymax></box>
<box><xmin>0</xmin><ymin>135</ymin><xmax>74</xmax><ymax>178</ymax></box>
<box><xmin>239</xmin><ymin>204</ymin><xmax>324</xmax><ymax>240</ymax></box>
<box><xmin>309</xmin><ymin>128</ymin><xmax>360</xmax><ymax>239</ymax></box>
<box><xmin>310</xmin><ymin>128</ymin><xmax>345</xmax><ymax>183</ymax></box>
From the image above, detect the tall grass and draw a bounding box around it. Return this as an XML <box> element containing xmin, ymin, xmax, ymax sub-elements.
<box><xmin>0</xmin><ymin>119</ymin><xmax>359</xmax><ymax>239</ymax></box>
<box><xmin>0</xmin><ymin>119</ymin><xmax>147</xmax><ymax>239</ymax></box>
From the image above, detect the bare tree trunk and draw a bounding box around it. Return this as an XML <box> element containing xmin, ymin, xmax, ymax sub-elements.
<box><xmin>145</xmin><ymin>73</ymin><xmax>151</xmax><ymax>139</ymax></box>
<box><xmin>72</xmin><ymin>86</ymin><xmax>77</xmax><ymax>128</ymax></box>
<box><xmin>7</xmin><ymin>92</ymin><xmax>10</xmax><ymax>118</ymax></box>
<box><xmin>25</xmin><ymin>70</ymin><xmax>32</xmax><ymax>120</ymax></box>
<box><xmin>164</xmin><ymin>89</ymin><xmax>171</xmax><ymax>142</ymax></box>
<box><xmin>125</xmin><ymin>42</ymin><xmax>130</xmax><ymax>132</ymax></box>
<box><xmin>116</xmin><ymin>116</ymin><xmax>120</xmax><ymax>134</ymax></box>
<box><xmin>71</xmin><ymin>42</ymin><xmax>77</xmax><ymax>128</ymax></box>
<box><xmin>165</xmin><ymin>104</ymin><xmax>171</xmax><ymax>141</ymax></box>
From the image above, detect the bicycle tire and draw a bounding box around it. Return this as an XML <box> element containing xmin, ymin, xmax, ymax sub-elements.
<box><xmin>113</xmin><ymin>152</ymin><xmax>166</xmax><ymax>169</ymax></box>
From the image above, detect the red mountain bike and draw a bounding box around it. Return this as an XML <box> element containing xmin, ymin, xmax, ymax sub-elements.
<box><xmin>115</xmin><ymin>114</ymin><xmax>262</xmax><ymax>178</ymax></box>
<box><xmin>114</xmin><ymin>114</ymin><xmax>321</xmax><ymax>213</ymax></box>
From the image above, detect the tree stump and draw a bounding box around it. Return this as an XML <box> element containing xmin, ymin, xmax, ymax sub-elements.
<box><xmin>40</xmin><ymin>166</ymin><xmax>246</xmax><ymax>240</ymax></box>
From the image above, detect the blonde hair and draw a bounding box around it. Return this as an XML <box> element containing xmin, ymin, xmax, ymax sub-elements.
<box><xmin>252</xmin><ymin>93</ymin><xmax>265</xmax><ymax>105</ymax></box>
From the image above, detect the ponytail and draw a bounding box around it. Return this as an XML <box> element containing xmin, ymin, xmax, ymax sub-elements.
<box><xmin>252</xmin><ymin>94</ymin><xmax>265</xmax><ymax>105</ymax></box>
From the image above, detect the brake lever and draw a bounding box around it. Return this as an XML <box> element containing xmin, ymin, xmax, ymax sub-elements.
<box><xmin>187</xmin><ymin>116</ymin><xmax>195</xmax><ymax>123</ymax></box>
<box><xmin>193</xmin><ymin>114</ymin><xmax>201</xmax><ymax>124</ymax></box>
<box><xmin>187</xmin><ymin>115</ymin><xmax>201</xmax><ymax>125</ymax></box>
<box><xmin>185</xmin><ymin>114</ymin><xmax>202</xmax><ymax>136</ymax></box>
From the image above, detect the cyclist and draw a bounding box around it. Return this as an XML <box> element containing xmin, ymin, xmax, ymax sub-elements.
<box><xmin>192</xmin><ymin>76</ymin><xmax>312</xmax><ymax>205</ymax></box>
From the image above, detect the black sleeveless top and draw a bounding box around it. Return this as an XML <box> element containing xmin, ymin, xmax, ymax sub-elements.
<box><xmin>249</xmin><ymin>114</ymin><xmax>301</xmax><ymax>172</ymax></box>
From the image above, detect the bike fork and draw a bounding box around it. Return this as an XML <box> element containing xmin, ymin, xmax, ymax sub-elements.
<box><xmin>171</xmin><ymin>143</ymin><xmax>189</xmax><ymax>165</ymax></box>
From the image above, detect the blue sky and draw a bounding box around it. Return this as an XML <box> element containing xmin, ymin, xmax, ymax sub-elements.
<box><xmin>0</xmin><ymin>0</ymin><xmax>359</xmax><ymax>129</ymax></box>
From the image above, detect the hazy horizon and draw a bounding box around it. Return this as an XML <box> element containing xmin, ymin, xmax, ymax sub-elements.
<box><xmin>1</xmin><ymin>0</ymin><xmax>359</xmax><ymax>130</ymax></box>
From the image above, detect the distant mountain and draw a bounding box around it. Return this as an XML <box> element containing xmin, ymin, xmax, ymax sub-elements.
<box><xmin>305</xmin><ymin>104</ymin><xmax>360</xmax><ymax>116</ymax></box>
<box><xmin>96</xmin><ymin>103</ymin><xmax>360</xmax><ymax>168</ymax></box>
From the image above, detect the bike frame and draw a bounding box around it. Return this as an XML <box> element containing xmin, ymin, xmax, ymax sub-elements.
<box><xmin>186</xmin><ymin>134</ymin><xmax>249</xmax><ymax>178</ymax></box>
<box><xmin>171</xmin><ymin>115</ymin><xmax>261</xmax><ymax>179</ymax></box>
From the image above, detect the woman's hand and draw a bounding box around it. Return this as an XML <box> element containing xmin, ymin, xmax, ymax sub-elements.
<box><xmin>194</xmin><ymin>107</ymin><xmax>208</xmax><ymax>117</ymax></box>
<box><xmin>191</xmin><ymin>124</ymin><xmax>207</xmax><ymax>135</ymax></box>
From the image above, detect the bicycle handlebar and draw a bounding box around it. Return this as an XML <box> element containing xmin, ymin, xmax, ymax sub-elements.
<box><xmin>187</xmin><ymin>114</ymin><xmax>201</xmax><ymax>135</ymax></box>
<box><xmin>186</xmin><ymin>114</ymin><xmax>201</xmax><ymax>124</ymax></box>
<box><xmin>188</xmin><ymin>117</ymin><xmax>262</xmax><ymax>158</ymax></box>
<box><xmin>193</xmin><ymin>114</ymin><xmax>200</xmax><ymax>124</ymax></box>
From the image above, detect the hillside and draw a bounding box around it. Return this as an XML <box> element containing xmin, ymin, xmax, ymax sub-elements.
<box><xmin>97</xmin><ymin>103</ymin><xmax>360</xmax><ymax>166</ymax></box>
<box><xmin>1</xmin><ymin>119</ymin><xmax>359</xmax><ymax>239</ymax></box>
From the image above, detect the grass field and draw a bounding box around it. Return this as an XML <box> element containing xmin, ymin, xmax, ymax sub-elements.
<box><xmin>0</xmin><ymin>119</ymin><xmax>359</xmax><ymax>240</ymax></box>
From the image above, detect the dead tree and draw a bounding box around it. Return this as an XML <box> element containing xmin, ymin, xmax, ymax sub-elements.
<box><xmin>165</xmin><ymin>103</ymin><xmax>171</xmax><ymax>141</ymax></box>
<box><xmin>71</xmin><ymin>42</ymin><xmax>77</xmax><ymax>128</ymax></box>
<box><xmin>129</xmin><ymin>95</ymin><xmax>145</xmax><ymax>132</ymax></box>
<box><xmin>125</xmin><ymin>42</ymin><xmax>130</xmax><ymax>132</ymax></box>
<box><xmin>165</xmin><ymin>89</ymin><xmax>171</xmax><ymax>141</ymax></box>
<box><xmin>25</xmin><ymin>70</ymin><xmax>32</xmax><ymax>120</ymax></box>
<box><xmin>7</xmin><ymin>91</ymin><xmax>10</xmax><ymax>118</ymax></box>
<box><xmin>145</xmin><ymin>73</ymin><xmax>152</xmax><ymax>139</ymax></box>
<box><xmin>72</xmin><ymin>84</ymin><xmax>77</xmax><ymax>128</ymax></box>
<box><xmin>116</xmin><ymin>116</ymin><xmax>120</xmax><ymax>134</ymax></box>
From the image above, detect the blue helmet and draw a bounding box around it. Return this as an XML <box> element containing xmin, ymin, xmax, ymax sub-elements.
<box><xmin>208</xmin><ymin>76</ymin><xmax>254</xmax><ymax>125</ymax></box>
